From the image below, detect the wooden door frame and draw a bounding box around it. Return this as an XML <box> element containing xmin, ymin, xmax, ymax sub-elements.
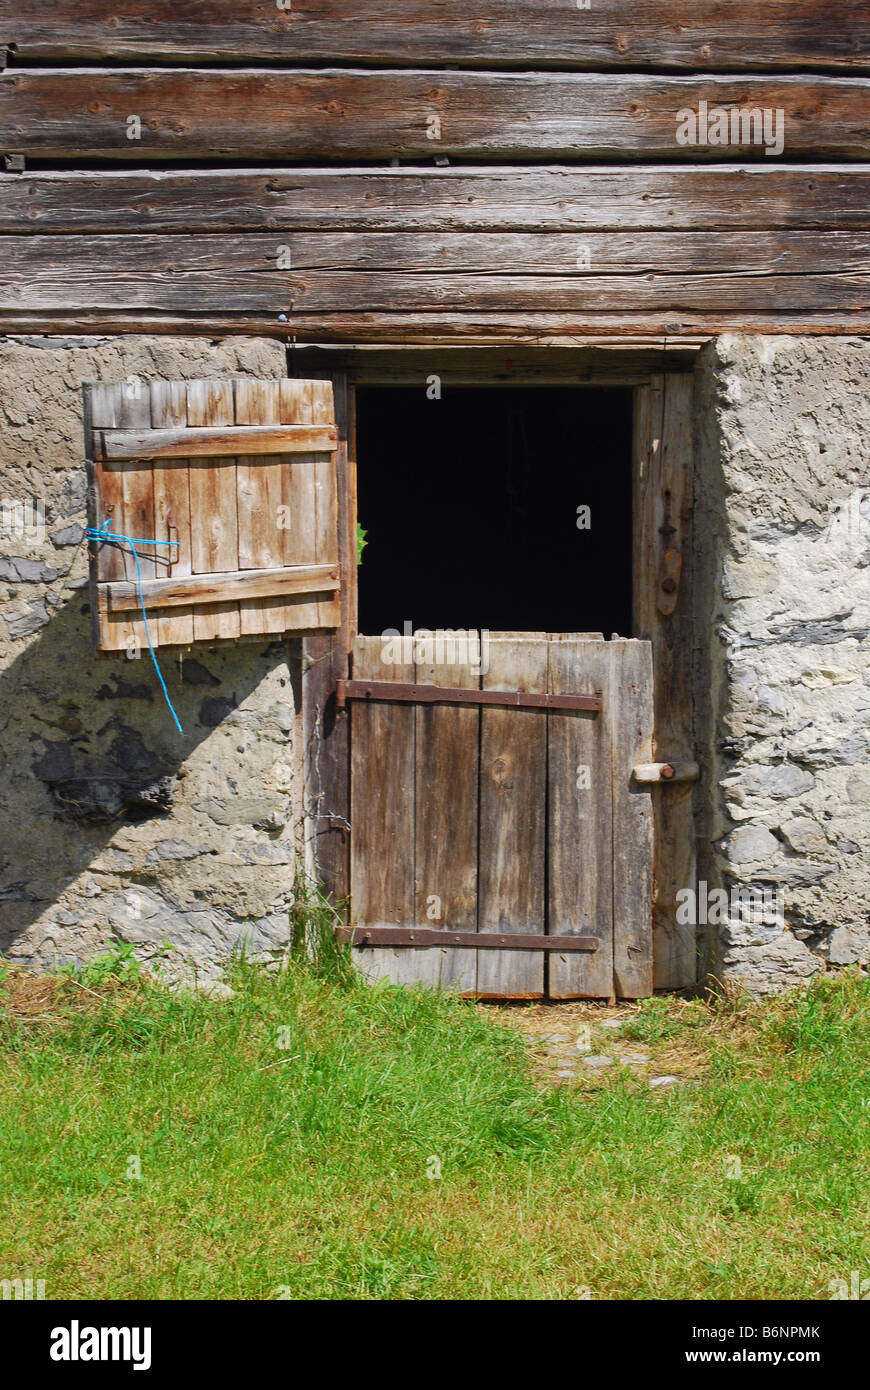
<box><xmin>296</xmin><ymin>345</ymin><xmax>698</xmax><ymax>991</ymax></box>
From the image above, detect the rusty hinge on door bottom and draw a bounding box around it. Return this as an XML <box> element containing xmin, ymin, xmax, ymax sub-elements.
<box><xmin>335</xmin><ymin>679</ymin><xmax>602</xmax><ymax>714</ymax></box>
<box><xmin>336</xmin><ymin>928</ymin><xmax>599</xmax><ymax>952</ymax></box>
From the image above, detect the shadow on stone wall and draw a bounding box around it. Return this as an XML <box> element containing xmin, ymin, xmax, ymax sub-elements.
<box><xmin>0</xmin><ymin>588</ymin><xmax>296</xmax><ymax>964</ymax></box>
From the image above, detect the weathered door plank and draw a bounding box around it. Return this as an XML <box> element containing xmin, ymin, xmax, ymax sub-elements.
<box><xmin>477</xmin><ymin>635</ymin><xmax>548</xmax><ymax>998</ymax></box>
<box><xmin>349</xmin><ymin>635</ymin><xmax>417</xmax><ymax>985</ymax></box>
<box><xmin>548</xmin><ymin>637</ymin><xmax>614</xmax><ymax>999</ymax></box>
<box><xmin>414</xmin><ymin>636</ymin><xmax>479</xmax><ymax>993</ymax></box>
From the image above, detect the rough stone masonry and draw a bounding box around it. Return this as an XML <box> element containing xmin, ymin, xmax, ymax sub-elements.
<box><xmin>695</xmin><ymin>335</ymin><xmax>870</xmax><ymax>994</ymax></box>
<box><xmin>0</xmin><ymin>332</ymin><xmax>867</xmax><ymax>995</ymax></box>
<box><xmin>0</xmin><ymin>336</ymin><xmax>301</xmax><ymax>986</ymax></box>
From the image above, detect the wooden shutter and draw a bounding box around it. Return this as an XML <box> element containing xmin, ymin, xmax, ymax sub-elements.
<box><xmin>83</xmin><ymin>377</ymin><xmax>341</xmax><ymax>652</ymax></box>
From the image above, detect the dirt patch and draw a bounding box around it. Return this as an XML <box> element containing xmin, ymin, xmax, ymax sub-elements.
<box><xmin>484</xmin><ymin>999</ymin><xmax>699</xmax><ymax>1091</ymax></box>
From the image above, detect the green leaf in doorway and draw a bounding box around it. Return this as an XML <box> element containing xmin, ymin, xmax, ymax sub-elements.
<box><xmin>356</xmin><ymin>522</ymin><xmax>368</xmax><ymax>565</ymax></box>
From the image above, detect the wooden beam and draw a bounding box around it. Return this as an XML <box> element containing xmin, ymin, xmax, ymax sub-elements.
<box><xmin>2</xmin><ymin>310</ymin><xmax>867</xmax><ymax>339</ymax></box>
<box><xmin>95</xmin><ymin>422</ymin><xmax>338</xmax><ymax>461</ymax></box>
<box><xmin>1</xmin><ymin>233</ymin><xmax>867</xmax><ymax>327</ymax></box>
<box><xmin>634</xmin><ymin>374</ymin><xmax>698</xmax><ymax>991</ymax></box>
<box><xmin>103</xmin><ymin>563</ymin><xmax>340</xmax><ymax>612</ymax></box>
<box><xmin>301</xmin><ymin>367</ymin><xmax>354</xmax><ymax>905</ymax></box>
<box><xmin>2</xmin><ymin>167</ymin><xmax>867</xmax><ymax>234</ymax></box>
<box><xmin>1</xmin><ymin>70</ymin><xmax>867</xmax><ymax>161</ymax></box>
<box><xmin>2</xmin><ymin>1</ymin><xmax>866</xmax><ymax>71</ymax></box>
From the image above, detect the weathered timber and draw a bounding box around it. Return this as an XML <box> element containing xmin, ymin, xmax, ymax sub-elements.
<box><xmin>11</xmin><ymin>310</ymin><xmax>869</xmax><ymax>339</ymax></box>
<box><xmin>2</xmin><ymin>168</ymin><xmax>867</xmax><ymax>234</ymax></box>
<box><xmin>2</xmin><ymin>1</ymin><xmax>866</xmax><ymax>71</ymax></box>
<box><xmin>547</xmin><ymin>638</ymin><xmax>614</xmax><ymax>999</ymax></box>
<box><xmin>104</xmin><ymin>563</ymin><xmax>339</xmax><ymax>611</ymax></box>
<box><xmin>609</xmin><ymin>639</ymin><xmax>655</xmax><ymax>999</ymax></box>
<box><xmin>349</xmin><ymin>636</ymin><xmax>418</xmax><ymax>985</ymax></box>
<box><xmin>413</xmin><ymin>639</ymin><xmax>479</xmax><ymax>991</ymax></box>
<box><xmin>96</xmin><ymin>423</ymin><xmax>338</xmax><ymax>460</ymax></box>
<box><xmin>477</xmin><ymin>635</ymin><xmax>548</xmax><ymax>998</ymax></box>
<box><xmin>300</xmin><ymin>369</ymin><xmax>354</xmax><ymax>904</ymax></box>
<box><xmin>0</xmin><ymin>71</ymin><xmax>866</xmax><ymax>161</ymax></box>
<box><xmin>1</xmin><ymin>234</ymin><xmax>867</xmax><ymax>320</ymax></box>
<box><xmin>149</xmin><ymin>378</ymin><xmax>193</xmax><ymax>646</ymax></box>
<box><xmin>185</xmin><ymin>379</ymin><xmax>240</xmax><ymax>641</ymax></box>
<box><xmin>633</xmin><ymin>375</ymin><xmax>698</xmax><ymax>990</ymax></box>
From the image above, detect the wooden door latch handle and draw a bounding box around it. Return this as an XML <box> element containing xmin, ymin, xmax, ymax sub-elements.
<box><xmin>632</xmin><ymin>761</ymin><xmax>699</xmax><ymax>784</ymax></box>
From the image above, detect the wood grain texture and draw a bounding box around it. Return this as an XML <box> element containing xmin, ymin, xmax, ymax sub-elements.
<box><xmin>3</xmin><ymin>168</ymin><xmax>867</xmax><ymax>234</ymax></box>
<box><xmin>609</xmin><ymin>638</ymin><xmax>655</xmax><ymax>999</ymax></box>
<box><xmin>413</xmin><ymin>640</ymin><xmax>479</xmax><ymax>992</ymax></box>
<box><xmin>13</xmin><ymin>309</ymin><xmax>870</xmax><ymax>340</ymax></box>
<box><xmin>97</xmin><ymin>422</ymin><xmax>337</xmax><ymax>459</ymax></box>
<box><xmin>186</xmin><ymin>378</ymin><xmax>241</xmax><ymax>641</ymax></box>
<box><xmin>149</xmin><ymin>378</ymin><xmax>193</xmax><ymax>646</ymax></box>
<box><xmin>115</xmin><ymin>380</ymin><xmax>154</xmax><ymax>657</ymax></box>
<box><xmin>234</xmin><ymin>378</ymin><xmax>285</xmax><ymax>634</ymax></box>
<box><xmin>279</xmin><ymin>378</ymin><xmax>340</xmax><ymax>630</ymax></box>
<box><xmin>2</xmin><ymin>233</ymin><xmax>867</xmax><ymax>322</ymax></box>
<box><xmin>1</xmin><ymin>70</ymin><xmax>866</xmax><ymax>161</ymax></box>
<box><xmin>104</xmin><ymin>562</ymin><xmax>338</xmax><ymax>610</ymax></box>
<box><xmin>300</xmin><ymin>370</ymin><xmax>354</xmax><ymax>906</ymax></box>
<box><xmin>547</xmin><ymin>638</ymin><xmax>613</xmax><ymax>999</ymax></box>
<box><xmin>3</xmin><ymin>1</ymin><xmax>866</xmax><ymax>70</ymax></box>
<box><xmin>85</xmin><ymin>381</ymin><xmax>136</xmax><ymax>652</ymax></box>
<box><xmin>633</xmin><ymin>373</ymin><xmax>698</xmax><ymax>990</ymax></box>
<box><xmin>477</xmin><ymin>635</ymin><xmax>548</xmax><ymax>999</ymax></box>
<box><xmin>349</xmin><ymin>635</ymin><xmax>418</xmax><ymax>985</ymax></box>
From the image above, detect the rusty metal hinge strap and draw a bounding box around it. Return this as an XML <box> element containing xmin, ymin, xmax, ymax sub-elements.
<box><xmin>336</xmin><ymin>928</ymin><xmax>599</xmax><ymax>953</ymax></box>
<box><xmin>335</xmin><ymin>679</ymin><xmax>601</xmax><ymax>713</ymax></box>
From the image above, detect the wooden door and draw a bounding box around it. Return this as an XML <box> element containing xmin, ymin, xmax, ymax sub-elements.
<box><xmin>343</xmin><ymin>631</ymin><xmax>654</xmax><ymax>1000</ymax></box>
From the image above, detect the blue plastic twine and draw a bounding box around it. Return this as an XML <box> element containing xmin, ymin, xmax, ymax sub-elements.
<box><xmin>86</xmin><ymin>520</ymin><xmax>184</xmax><ymax>734</ymax></box>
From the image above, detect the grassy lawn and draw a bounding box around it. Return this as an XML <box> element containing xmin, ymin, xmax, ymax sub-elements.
<box><xmin>0</xmin><ymin>943</ymin><xmax>868</xmax><ymax>1301</ymax></box>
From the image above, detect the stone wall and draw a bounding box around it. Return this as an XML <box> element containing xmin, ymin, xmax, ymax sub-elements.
<box><xmin>694</xmin><ymin>335</ymin><xmax>870</xmax><ymax>994</ymax></box>
<box><xmin>0</xmin><ymin>336</ymin><xmax>301</xmax><ymax>984</ymax></box>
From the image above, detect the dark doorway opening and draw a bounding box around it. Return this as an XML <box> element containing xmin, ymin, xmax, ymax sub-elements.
<box><xmin>355</xmin><ymin>386</ymin><xmax>633</xmax><ymax>636</ymax></box>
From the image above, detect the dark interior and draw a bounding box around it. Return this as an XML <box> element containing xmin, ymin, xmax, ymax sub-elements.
<box><xmin>355</xmin><ymin>386</ymin><xmax>633</xmax><ymax>636</ymax></box>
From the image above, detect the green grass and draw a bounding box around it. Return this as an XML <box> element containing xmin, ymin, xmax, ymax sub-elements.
<box><xmin>0</xmin><ymin>942</ymin><xmax>868</xmax><ymax>1300</ymax></box>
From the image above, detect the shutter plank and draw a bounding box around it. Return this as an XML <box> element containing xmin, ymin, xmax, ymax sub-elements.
<box><xmin>349</xmin><ymin>635</ymin><xmax>417</xmax><ymax>984</ymax></box>
<box><xmin>548</xmin><ymin>637</ymin><xmax>613</xmax><ymax>999</ymax></box>
<box><xmin>235</xmin><ymin>378</ymin><xmax>285</xmax><ymax>635</ymax></box>
<box><xmin>278</xmin><ymin>379</ymin><xmax>330</xmax><ymax>630</ymax></box>
<box><xmin>187</xmin><ymin>379</ymin><xmax>240</xmax><ymax>641</ymax></box>
<box><xmin>477</xmin><ymin>634</ymin><xmax>547</xmax><ymax>998</ymax></box>
<box><xmin>150</xmin><ymin>379</ymin><xmax>193</xmax><ymax>647</ymax></box>
<box><xmin>414</xmin><ymin>633</ymin><xmax>478</xmax><ymax>993</ymax></box>
<box><xmin>87</xmin><ymin>382</ymin><xmax>125</xmax><ymax>584</ymax></box>
<box><xmin>115</xmin><ymin>380</ymin><xmax>154</xmax><ymax>656</ymax></box>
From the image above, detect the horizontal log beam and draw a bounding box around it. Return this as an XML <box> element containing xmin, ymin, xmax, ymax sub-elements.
<box><xmin>1</xmin><ymin>1</ymin><xmax>866</xmax><ymax>70</ymax></box>
<box><xmin>0</xmin><ymin>70</ymin><xmax>867</xmax><ymax>161</ymax></box>
<box><xmin>102</xmin><ymin>563</ymin><xmax>340</xmax><ymax>611</ymax></box>
<box><xmin>1</xmin><ymin>233</ymin><xmax>867</xmax><ymax>322</ymax></box>
<box><xmin>1</xmin><ymin>311</ymin><xmax>867</xmax><ymax>339</ymax></box>
<box><xmin>95</xmin><ymin>422</ymin><xmax>337</xmax><ymax>460</ymax></box>
<box><xmin>1</xmin><ymin>167</ymin><xmax>867</xmax><ymax>234</ymax></box>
